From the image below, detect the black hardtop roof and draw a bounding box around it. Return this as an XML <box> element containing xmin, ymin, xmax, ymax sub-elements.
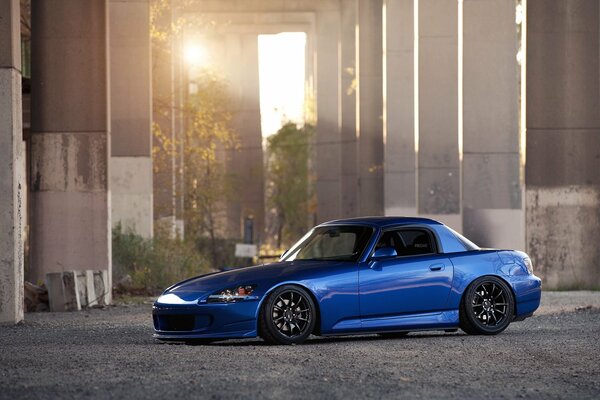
<box><xmin>319</xmin><ymin>216</ymin><xmax>443</xmax><ymax>229</ymax></box>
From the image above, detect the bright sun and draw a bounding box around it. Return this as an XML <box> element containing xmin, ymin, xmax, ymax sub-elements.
<box><xmin>184</xmin><ymin>43</ymin><xmax>205</xmax><ymax>67</ymax></box>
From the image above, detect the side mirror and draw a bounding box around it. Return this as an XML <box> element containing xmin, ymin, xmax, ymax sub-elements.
<box><xmin>372</xmin><ymin>247</ymin><xmax>397</xmax><ymax>260</ymax></box>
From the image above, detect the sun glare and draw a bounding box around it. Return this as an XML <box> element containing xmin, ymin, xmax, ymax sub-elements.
<box><xmin>184</xmin><ymin>43</ymin><xmax>205</xmax><ymax>67</ymax></box>
<box><xmin>258</xmin><ymin>32</ymin><xmax>306</xmax><ymax>138</ymax></box>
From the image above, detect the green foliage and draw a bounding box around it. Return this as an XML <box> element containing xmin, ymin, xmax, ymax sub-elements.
<box><xmin>267</xmin><ymin>122</ymin><xmax>314</xmax><ymax>247</ymax></box>
<box><xmin>183</xmin><ymin>72</ymin><xmax>238</xmax><ymax>265</ymax></box>
<box><xmin>112</xmin><ymin>224</ymin><xmax>210</xmax><ymax>295</ymax></box>
<box><xmin>152</xmin><ymin>70</ymin><xmax>238</xmax><ymax>266</ymax></box>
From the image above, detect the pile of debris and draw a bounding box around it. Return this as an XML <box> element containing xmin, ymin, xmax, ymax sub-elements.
<box><xmin>24</xmin><ymin>281</ymin><xmax>49</xmax><ymax>312</ymax></box>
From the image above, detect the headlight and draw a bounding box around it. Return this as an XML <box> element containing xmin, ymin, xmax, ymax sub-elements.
<box><xmin>206</xmin><ymin>285</ymin><xmax>258</xmax><ymax>303</ymax></box>
<box><xmin>523</xmin><ymin>258</ymin><xmax>533</xmax><ymax>274</ymax></box>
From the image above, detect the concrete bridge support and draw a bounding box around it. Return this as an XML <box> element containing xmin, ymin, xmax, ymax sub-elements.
<box><xmin>340</xmin><ymin>0</ymin><xmax>358</xmax><ymax>218</ymax></box>
<box><xmin>462</xmin><ymin>0</ymin><xmax>523</xmax><ymax>250</ymax></box>
<box><xmin>526</xmin><ymin>0</ymin><xmax>600</xmax><ymax>289</ymax></box>
<box><xmin>356</xmin><ymin>0</ymin><xmax>384</xmax><ymax>216</ymax></box>
<box><xmin>417</xmin><ymin>0</ymin><xmax>461</xmax><ymax>229</ymax></box>
<box><xmin>30</xmin><ymin>0</ymin><xmax>112</xmax><ymax>302</ymax></box>
<box><xmin>0</xmin><ymin>0</ymin><xmax>25</xmax><ymax>324</ymax></box>
<box><xmin>223</xmin><ymin>33</ymin><xmax>265</xmax><ymax>239</ymax></box>
<box><xmin>315</xmin><ymin>9</ymin><xmax>342</xmax><ymax>222</ymax></box>
<box><xmin>383</xmin><ymin>0</ymin><xmax>417</xmax><ymax>217</ymax></box>
<box><xmin>109</xmin><ymin>0</ymin><xmax>153</xmax><ymax>238</ymax></box>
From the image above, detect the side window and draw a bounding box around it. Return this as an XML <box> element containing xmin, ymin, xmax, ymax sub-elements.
<box><xmin>398</xmin><ymin>230</ymin><xmax>434</xmax><ymax>256</ymax></box>
<box><xmin>375</xmin><ymin>229</ymin><xmax>436</xmax><ymax>257</ymax></box>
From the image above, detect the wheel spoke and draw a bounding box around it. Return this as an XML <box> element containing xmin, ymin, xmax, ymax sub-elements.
<box><xmin>482</xmin><ymin>285</ymin><xmax>490</xmax><ymax>296</ymax></box>
<box><xmin>271</xmin><ymin>290</ymin><xmax>312</xmax><ymax>338</ymax></box>
<box><xmin>470</xmin><ymin>280</ymin><xmax>513</xmax><ymax>328</ymax></box>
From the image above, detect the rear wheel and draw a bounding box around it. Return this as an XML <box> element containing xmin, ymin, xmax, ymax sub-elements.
<box><xmin>460</xmin><ymin>276</ymin><xmax>514</xmax><ymax>335</ymax></box>
<box><xmin>259</xmin><ymin>285</ymin><xmax>316</xmax><ymax>345</ymax></box>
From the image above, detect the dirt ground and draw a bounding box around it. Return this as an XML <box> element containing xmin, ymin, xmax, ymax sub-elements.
<box><xmin>1</xmin><ymin>291</ymin><xmax>599</xmax><ymax>399</ymax></box>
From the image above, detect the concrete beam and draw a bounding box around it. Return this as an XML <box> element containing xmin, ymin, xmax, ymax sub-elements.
<box><xmin>315</xmin><ymin>10</ymin><xmax>342</xmax><ymax>222</ymax></box>
<box><xmin>417</xmin><ymin>0</ymin><xmax>461</xmax><ymax>231</ymax></box>
<box><xmin>383</xmin><ymin>0</ymin><xmax>416</xmax><ymax>217</ymax></box>
<box><xmin>30</xmin><ymin>0</ymin><xmax>112</xmax><ymax>303</ymax></box>
<box><xmin>356</xmin><ymin>0</ymin><xmax>384</xmax><ymax>216</ymax></box>
<box><xmin>462</xmin><ymin>0</ymin><xmax>523</xmax><ymax>249</ymax></box>
<box><xmin>109</xmin><ymin>0</ymin><xmax>153</xmax><ymax>238</ymax></box>
<box><xmin>340</xmin><ymin>0</ymin><xmax>358</xmax><ymax>218</ymax></box>
<box><xmin>0</xmin><ymin>0</ymin><xmax>25</xmax><ymax>324</ymax></box>
<box><xmin>208</xmin><ymin>32</ymin><xmax>265</xmax><ymax>239</ymax></box>
<box><xmin>526</xmin><ymin>0</ymin><xmax>600</xmax><ymax>289</ymax></box>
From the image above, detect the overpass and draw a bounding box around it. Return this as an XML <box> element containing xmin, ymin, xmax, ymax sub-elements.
<box><xmin>1</xmin><ymin>0</ymin><xmax>599</xmax><ymax>323</ymax></box>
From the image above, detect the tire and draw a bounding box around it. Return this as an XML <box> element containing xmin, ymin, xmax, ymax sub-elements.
<box><xmin>259</xmin><ymin>285</ymin><xmax>316</xmax><ymax>345</ymax></box>
<box><xmin>378</xmin><ymin>332</ymin><xmax>409</xmax><ymax>338</ymax></box>
<box><xmin>460</xmin><ymin>276</ymin><xmax>514</xmax><ymax>335</ymax></box>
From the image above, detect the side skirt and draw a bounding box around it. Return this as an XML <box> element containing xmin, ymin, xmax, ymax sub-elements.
<box><xmin>326</xmin><ymin>310</ymin><xmax>460</xmax><ymax>335</ymax></box>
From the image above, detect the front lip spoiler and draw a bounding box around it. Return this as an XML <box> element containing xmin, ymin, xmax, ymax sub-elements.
<box><xmin>153</xmin><ymin>329</ymin><xmax>257</xmax><ymax>341</ymax></box>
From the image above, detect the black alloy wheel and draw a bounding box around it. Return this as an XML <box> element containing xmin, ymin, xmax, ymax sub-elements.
<box><xmin>460</xmin><ymin>276</ymin><xmax>514</xmax><ymax>335</ymax></box>
<box><xmin>259</xmin><ymin>285</ymin><xmax>316</xmax><ymax>345</ymax></box>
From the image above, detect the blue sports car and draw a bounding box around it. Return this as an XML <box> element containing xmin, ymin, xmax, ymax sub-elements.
<box><xmin>153</xmin><ymin>217</ymin><xmax>542</xmax><ymax>344</ymax></box>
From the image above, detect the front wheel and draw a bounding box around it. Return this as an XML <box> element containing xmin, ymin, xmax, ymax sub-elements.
<box><xmin>259</xmin><ymin>285</ymin><xmax>316</xmax><ymax>345</ymax></box>
<box><xmin>460</xmin><ymin>276</ymin><xmax>514</xmax><ymax>335</ymax></box>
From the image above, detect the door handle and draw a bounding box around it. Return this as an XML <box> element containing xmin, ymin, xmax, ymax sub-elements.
<box><xmin>429</xmin><ymin>263</ymin><xmax>444</xmax><ymax>271</ymax></box>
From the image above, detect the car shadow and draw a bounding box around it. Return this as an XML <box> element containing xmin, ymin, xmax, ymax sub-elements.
<box><xmin>155</xmin><ymin>331</ymin><xmax>475</xmax><ymax>347</ymax></box>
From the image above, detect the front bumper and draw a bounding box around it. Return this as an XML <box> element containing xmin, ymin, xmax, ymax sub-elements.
<box><xmin>152</xmin><ymin>300</ymin><xmax>261</xmax><ymax>340</ymax></box>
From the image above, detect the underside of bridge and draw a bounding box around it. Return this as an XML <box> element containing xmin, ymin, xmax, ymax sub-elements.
<box><xmin>1</xmin><ymin>0</ymin><xmax>599</xmax><ymax>323</ymax></box>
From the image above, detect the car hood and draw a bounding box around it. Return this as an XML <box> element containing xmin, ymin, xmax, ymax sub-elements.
<box><xmin>156</xmin><ymin>260</ymin><xmax>350</xmax><ymax>304</ymax></box>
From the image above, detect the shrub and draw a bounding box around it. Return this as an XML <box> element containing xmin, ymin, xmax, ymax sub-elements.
<box><xmin>112</xmin><ymin>224</ymin><xmax>211</xmax><ymax>295</ymax></box>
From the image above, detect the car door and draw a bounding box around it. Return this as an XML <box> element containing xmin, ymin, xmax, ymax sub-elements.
<box><xmin>358</xmin><ymin>228</ymin><xmax>453</xmax><ymax>319</ymax></box>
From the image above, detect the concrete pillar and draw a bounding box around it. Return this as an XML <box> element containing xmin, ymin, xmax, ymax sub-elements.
<box><xmin>221</xmin><ymin>33</ymin><xmax>265</xmax><ymax>239</ymax></box>
<box><xmin>0</xmin><ymin>0</ymin><xmax>25</xmax><ymax>324</ymax></box>
<box><xmin>30</xmin><ymin>0</ymin><xmax>112</xmax><ymax>303</ymax></box>
<box><xmin>383</xmin><ymin>0</ymin><xmax>416</xmax><ymax>216</ymax></box>
<box><xmin>526</xmin><ymin>0</ymin><xmax>600</xmax><ymax>289</ymax></box>
<box><xmin>315</xmin><ymin>10</ymin><xmax>342</xmax><ymax>222</ymax></box>
<box><xmin>109</xmin><ymin>0</ymin><xmax>153</xmax><ymax>238</ymax></box>
<box><xmin>462</xmin><ymin>0</ymin><xmax>523</xmax><ymax>249</ymax></box>
<box><xmin>340</xmin><ymin>0</ymin><xmax>359</xmax><ymax>218</ymax></box>
<box><xmin>356</xmin><ymin>0</ymin><xmax>384</xmax><ymax>216</ymax></box>
<box><xmin>417</xmin><ymin>0</ymin><xmax>461</xmax><ymax>229</ymax></box>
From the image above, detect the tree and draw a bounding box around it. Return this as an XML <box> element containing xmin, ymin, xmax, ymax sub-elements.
<box><xmin>183</xmin><ymin>72</ymin><xmax>237</xmax><ymax>266</ymax></box>
<box><xmin>267</xmin><ymin>122</ymin><xmax>314</xmax><ymax>248</ymax></box>
<box><xmin>153</xmin><ymin>71</ymin><xmax>237</xmax><ymax>267</ymax></box>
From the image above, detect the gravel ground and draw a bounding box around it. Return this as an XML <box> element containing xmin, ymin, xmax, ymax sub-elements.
<box><xmin>1</xmin><ymin>291</ymin><xmax>599</xmax><ymax>400</ymax></box>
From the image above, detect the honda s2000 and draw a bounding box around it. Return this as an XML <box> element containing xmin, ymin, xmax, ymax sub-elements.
<box><xmin>153</xmin><ymin>217</ymin><xmax>541</xmax><ymax>344</ymax></box>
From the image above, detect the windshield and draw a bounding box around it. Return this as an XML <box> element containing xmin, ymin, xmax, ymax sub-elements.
<box><xmin>281</xmin><ymin>225</ymin><xmax>374</xmax><ymax>262</ymax></box>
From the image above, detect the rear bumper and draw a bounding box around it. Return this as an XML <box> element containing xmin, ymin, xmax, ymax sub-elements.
<box><xmin>152</xmin><ymin>301</ymin><xmax>260</xmax><ymax>340</ymax></box>
<box><xmin>512</xmin><ymin>274</ymin><xmax>542</xmax><ymax>318</ymax></box>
